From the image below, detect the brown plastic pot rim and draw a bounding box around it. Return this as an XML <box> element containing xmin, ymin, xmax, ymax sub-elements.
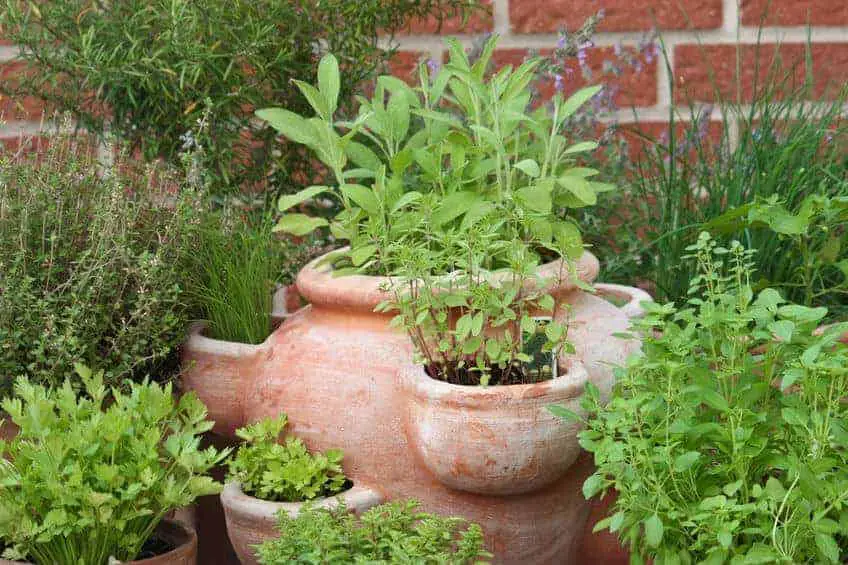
<box><xmin>220</xmin><ymin>482</ymin><xmax>383</xmax><ymax>520</ymax></box>
<box><xmin>295</xmin><ymin>248</ymin><xmax>600</xmax><ymax>313</ymax></box>
<box><xmin>402</xmin><ymin>356</ymin><xmax>590</xmax><ymax>407</ymax></box>
<box><xmin>0</xmin><ymin>519</ymin><xmax>196</xmax><ymax>565</ymax></box>
<box><xmin>131</xmin><ymin>519</ymin><xmax>197</xmax><ymax>564</ymax></box>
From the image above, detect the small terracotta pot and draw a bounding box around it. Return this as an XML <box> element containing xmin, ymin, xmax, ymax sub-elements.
<box><xmin>402</xmin><ymin>358</ymin><xmax>590</xmax><ymax>496</ymax></box>
<box><xmin>220</xmin><ymin>482</ymin><xmax>382</xmax><ymax>565</ymax></box>
<box><xmin>0</xmin><ymin>519</ymin><xmax>197</xmax><ymax>565</ymax></box>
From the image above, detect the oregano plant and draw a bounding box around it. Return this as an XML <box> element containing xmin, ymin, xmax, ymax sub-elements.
<box><xmin>255</xmin><ymin>499</ymin><xmax>490</xmax><ymax>564</ymax></box>
<box><xmin>258</xmin><ymin>34</ymin><xmax>613</xmax><ymax>384</ymax></box>
<box><xmin>554</xmin><ymin>232</ymin><xmax>848</xmax><ymax>564</ymax></box>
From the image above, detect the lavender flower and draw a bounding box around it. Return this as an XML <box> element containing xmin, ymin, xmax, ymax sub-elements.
<box><xmin>577</xmin><ymin>41</ymin><xmax>593</xmax><ymax>72</ymax></box>
<box><xmin>426</xmin><ymin>58</ymin><xmax>440</xmax><ymax>75</ymax></box>
<box><xmin>553</xmin><ymin>73</ymin><xmax>565</xmax><ymax>92</ymax></box>
<box><xmin>556</xmin><ymin>34</ymin><xmax>567</xmax><ymax>50</ymax></box>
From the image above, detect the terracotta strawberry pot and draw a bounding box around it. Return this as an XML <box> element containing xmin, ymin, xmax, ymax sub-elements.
<box><xmin>0</xmin><ymin>519</ymin><xmax>197</xmax><ymax>565</ymax></box>
<box><xmin>403</xmin><ymin>357</ymin><xmax>590</xmax><ymax>496</ymax></box>
<box><xmin>182</xmin><ymin>249</ymin><xmax>650</xmax><ymax>564</ymax></box>
<box><xmin>576</xmin><ymin>491</ymin><xmax>630</xmax><ymax>565</ymax></box>
<box><xmin>220</xmin><ymin>482</ymin><xmax>381</xmax><ymax>565</ymax></box>
<box><xmin>181</xmin><ymin>286</ymin><xmax>294</xmax><ymax>437</ymax></box>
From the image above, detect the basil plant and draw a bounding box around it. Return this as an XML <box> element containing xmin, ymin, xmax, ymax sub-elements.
<box><xmin>258</xmin><ymin>34</ymin><xmax>614</xmax><ymax>385</ymax></box>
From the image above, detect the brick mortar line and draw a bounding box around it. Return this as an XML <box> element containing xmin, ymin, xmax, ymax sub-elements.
<box><xmin>396</xmin><ymin>27</ymin><xmax>848</xmax><ymax>51</ymax></box>
<box><xmin>0</xmin><ymin>46</ymin><xmax>19</xmax><ymax>62</ymax></box>
<box><xmin>492</xmin><ymin>0</ymin><xmax>510</xmax><ymax>36</ymax></box>
<box><xmin>0</xmin><ymin>120</ymin><xmax>47</xmax><ymax>138</ymax></box>
<box><xmin>723</xmin><ymin>0</ymin><xmax>741</xmax><ymax>33</ymax></box>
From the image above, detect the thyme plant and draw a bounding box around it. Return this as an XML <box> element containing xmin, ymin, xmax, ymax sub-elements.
<box><xmin>555</xmin><ymin>233</ymin><xmax>848</xmax><ymax>564</ymax></box>
<box><xmin>258</xmin><ymin>35</ymin><xmax>612</xmax><ymax>384</ymax></box>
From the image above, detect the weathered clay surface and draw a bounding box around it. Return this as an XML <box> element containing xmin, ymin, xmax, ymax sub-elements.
<box><xmin>182</xmin><ymin>250</ymin><xmax>647</xmax><ymax>564</ymax></box>
<box><xmin>0</xmin><ymin>520</ymin><xmax>197</xmax><ymax>565</ymax></box>
<box><xmin>404</xmin><ymin>358</ymin><xmax>589</xmax><ymax>496</ymax></box>
<box><xmin>220</xmin><ymin>483</ymin><xmax>381</xmax><ymax>565</ymax></box>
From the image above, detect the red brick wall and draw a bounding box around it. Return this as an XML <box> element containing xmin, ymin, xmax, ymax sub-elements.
<box><xmin>2</xmin><ymin>0</ymin><xmax>847</xmax><ymax>147</ymax></box>
<box><xmin>392</xmin><ymin>0</ymin><xmax>848</xmax><ymax>139</ymax></box>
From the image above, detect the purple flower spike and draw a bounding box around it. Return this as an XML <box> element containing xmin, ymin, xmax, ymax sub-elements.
<box><xmin>427</xmin><ymin>59</ymin><xmax>441</xmax><ymax>75</ymax></box>
<box><xmin>556</xmin><ymin>34</ymin><xmax>567</xmax><ymax>49</ymax></box>
<box><xmin>554</xmin><ymin>73</ymin><xmax>565</xmax><ymax>92</ymax></box>
<box><xmin>577</xmin><ymin>40</ymin><xmax>594</xmax><ymax>69</ymax></box>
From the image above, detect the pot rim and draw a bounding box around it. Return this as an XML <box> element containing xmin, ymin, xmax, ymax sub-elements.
<box><xmin>296</xmin><ymin>248</ymin><xmax>600</xmax><ymax>313</ymax></box>
<box><xmin>130</xmin><ymin>518</ymin><xmax>197</xmax><ymax>564</ymax></box>
<box><xmin>402</xmin><ymin>356</ymin><xmax>589</xmax><ymax>408</ymax></box>
<box><xmin>182</xmin><ymin>284</ymin><xmax>295</xmax><ymax>355</ymax></box>
<box><xmin>2</xmin><ymin>519</ymin><xmax>198</xmax><ymax>565</ymax></box>
<box><xmin>220</xmin><ymin>482</ymin><xmax>383</xmax><ymax>520</ymax></box>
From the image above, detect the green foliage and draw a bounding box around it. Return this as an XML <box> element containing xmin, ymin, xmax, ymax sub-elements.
<box><xmin>0</xmin><ymin>133</ymin><xmax>196</xmax><ymax>396</ymax></box>
<box><xmin>186</xmin><ymin>208</ymin><xmax>314</xmax><ymax>344</ymax></box>
<box><xmin>255</xmin><ymin>499</ymin><xmax>490</xmax><ymax>564</ymax></box>
<box><xmin>0</xmin><ymin>366</ymin><xmax>228</xmax><ymax>564</ymax></box>
<box><xmin>0</xmin><ymin>0</ymin><xmax>481</xmax><ymax>196</ymax></box>
<box><xmin>588</xmin><ymin>39</ymin><xmax>848</xmax><ymax>317</ymax></box>
<box><xmin>259</xmin><ymin>35</ymin><xmax>610</xmax><ymax>384</ymax></box>
<box><xmin>227</xmin><ymin>415</ymin><xmax>347</xmax><ymax>503</ymax></box>
<box><xmin>559</xmin><ymin>233</ymin><xmax>848</xmax><ymax>564</ymax></box>
<box><xmin>708</xmin><ymin>194</ymin><xmax>848</xmax><ymax>313</ymax></box>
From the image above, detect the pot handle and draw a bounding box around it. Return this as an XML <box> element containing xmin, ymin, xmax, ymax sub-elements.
<box><xmin>594</xmin><ymin>283</ymin><xmax>653</xmax><ymax>320</ymax></box>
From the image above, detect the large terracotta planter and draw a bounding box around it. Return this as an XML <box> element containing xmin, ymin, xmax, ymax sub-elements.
<box><xmin>0</xmin><ymin>519</ymin><xmax>197</xmax><ymax>565</ymax></box>
<box><xmin>220</xmin><ymin>482</ymin><xmax>381</xmax><ymax>565</ymax></box>
<box><xmin>182</xmin><ymin>250</ymin><xmax>650</xmax><ymax>564</ymax></box>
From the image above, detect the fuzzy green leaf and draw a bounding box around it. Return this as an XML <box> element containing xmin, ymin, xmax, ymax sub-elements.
<box><xmin>256</xmin><ymin>108</ymin><xmax>316</xmax><ymax>146</ymax></box>
<box><xmin>278</xmin><ymin>185</ymin><xmax>330</xmax><ymax>212</ymax></box>
<box><xmin>317</xmin><ymin>53</ymin><xmax>340</xmax><ymax>115</ymax></box>
<box><xmin>274</xmin><ymin>214</ymin><xmax>328</xmax><ymax>236</ymax></box>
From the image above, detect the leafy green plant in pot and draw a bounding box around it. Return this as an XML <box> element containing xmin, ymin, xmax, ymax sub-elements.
<box><xmin>255</xmin><ymin>34</ymin><xmax>646</xmax><ymax>497</ymax></box>
<box><xmin>556</xmin><ymin>232</ymin><xmax>848</xmax><ymax>564</ymax></box>
<box><xmin>220</xmin><ymin>415</ymin><xmax>381</xmax><ymax>565</ymax></box>
<box><xmin>254</xmin><ymin>499</ymin><xmax>490</xmax><ymax>564</ymax></box>
<box><xmin>0</xmin><ymin>365</ymin><xmax>228</xmax><ymax>565</ymax></box>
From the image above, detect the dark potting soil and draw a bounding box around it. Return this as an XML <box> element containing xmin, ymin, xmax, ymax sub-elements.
<box><xmin>134</xmin><ymin>532</ymin><xmax>175</xmax><ymax>560</ymax></box>
<box><xmin>425</xmin><ymin>360</ymin><xmax>555</xmax><ymax>386</ymax></box>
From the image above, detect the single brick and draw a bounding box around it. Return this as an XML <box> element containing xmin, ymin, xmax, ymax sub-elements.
<box><xmin>0</xmin><ymin>60</ymin><xmax>47</xmax><ymax>120</ymax></box>
<box><xmin>401</xmin><ymin>0</ymin><xmax>493</xmax><ymax>35</ymax></box>
<box><xmin>674</xmin><ymin>43</ymin><xmax>848</xmax><ymax>103</ymax></box>
<box><xmin>617</xmin><ymin>119</ymin><xmax>725</xmax><ymax>160</ymax></box>
<box><xmin>0</xmin><ymin>134</ymin><xmax>50</xmax><ymax>155</ymax></box>
<box><xmin>386</xmin><ymin>50</ymin><xmax>425</xmax><ymax>85</ymax></box>
<box><xmin>491</xmin><ymin>47</ymin><xmax>659</xmax><ymax>108</ymax></box>
<box><xmin>509</xmin><ymin>0</ymin><xmax>722</xmax><ymax>33</ymax></box>
<box><xmin>740</xmin><ymin>0</ymin><xmax>848</xmax><ymax>27</ymax></box>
